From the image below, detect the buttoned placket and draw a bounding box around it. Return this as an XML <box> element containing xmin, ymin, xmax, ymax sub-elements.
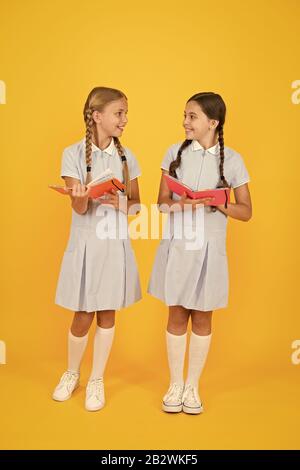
<box><xmin>95</xmin><ymin>150</ymin><xmax>109</xmax><ymax>172</ymax></box>
<box><xmin>195</xmin><ymin>149</ymin><xmax>206</xmax><ymax>189</ymax></box>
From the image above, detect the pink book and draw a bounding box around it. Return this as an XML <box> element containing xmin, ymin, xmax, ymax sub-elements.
<box><xmin>163</xmin><ymin>174</ymin><xmax>231</xmax><ymax>206</ymax></box>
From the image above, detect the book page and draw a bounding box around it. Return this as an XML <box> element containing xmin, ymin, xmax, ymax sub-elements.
<box><xmin>87</xmin><ymin>168</ymin><xmax>114</xmax><ymax>187</ymax></box>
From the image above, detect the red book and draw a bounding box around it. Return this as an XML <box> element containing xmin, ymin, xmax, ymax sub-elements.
<box><xmin>49</xmin><ymin>168</ymin><xmax>126</xmax><ymax>199</ymax></box>
<box><xmin>163</xmin><ymin>174</ymin><xmax>231</xmax><ymax>206</ymax></box>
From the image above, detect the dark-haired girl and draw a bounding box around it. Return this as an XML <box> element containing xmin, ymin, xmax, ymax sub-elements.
<box><xmin>53</xmin><ymin>87</ymin><xmax>142</xmax><ymax>411</ymax></box>
<box><xmin>148</xmin><ymin>92</ymin><xmax>252</xmax><ymax>414</ymax></box>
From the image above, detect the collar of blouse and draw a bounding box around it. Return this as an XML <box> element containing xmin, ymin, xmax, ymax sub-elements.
<box><xmin>192</xmin><ymin>139</ymin><xmax>219</xmax><ymax>155</ymax></box>
<box><xmin>82</xmin><ymin>137</ymin><xmax>115</xmax><ymax>156</ymax></box>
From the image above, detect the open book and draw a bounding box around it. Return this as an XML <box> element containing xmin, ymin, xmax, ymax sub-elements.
<box><xmin>49</xmin><ymin>168</ymin><xmax>126</xmax><ymax>199</ymax></box>
<box><xmin>164</xmin><ymin>173</ymin><xmax>231</xmax><ymax>206</ymax></box>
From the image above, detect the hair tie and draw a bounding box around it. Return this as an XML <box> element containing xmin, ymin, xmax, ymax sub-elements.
<box><xmin>121</xmin><ymin>155</ymin><xmax>127</xmax><ymax>162</ymax></box>
<box><xmin>87</xmin><ymin>166</ymin><xmax>91</xmax><ymax>172</ymax></box>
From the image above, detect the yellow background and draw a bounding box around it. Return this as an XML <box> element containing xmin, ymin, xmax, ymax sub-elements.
<box><xmin>0</xmin><ymin>0</ymin><xmax>299</xmax><ymax>450</ymax></box>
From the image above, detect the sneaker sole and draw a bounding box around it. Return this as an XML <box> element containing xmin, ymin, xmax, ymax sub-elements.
<box><xmin>52</xmin><ymin>382</ymin><xmax>79</xmax><ymax>402</ymax></box>
<box><xmin>182</xmin><ymin>404</ymin><xmax>204</xmax><ymax>414</ymax></box>
<box><xmin>85</xmin><ymin>403</ymin><xmax>105</xmax><ymax>412</ymax></box>
<box><xmin>162</xmin><ymin>403</ymin><xmax>183</xmax><ymax>413</ymax></box>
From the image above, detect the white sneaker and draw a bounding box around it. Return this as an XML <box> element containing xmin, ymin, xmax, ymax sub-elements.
<box><xmin>182</xmin><ymin>384</ymin><xmax>204</xmax><ymax>414</ymax></box>
<box><xmin>85</xmin><ymin>378</ymin><xmax>105</xmax><ymax>411</ymax></box>
<box><xmin>162</xmin><ymin>383</ymin><xmax>184</xmax><ymax>413</ymax></box>
<box><xmin>52</xmin><ymin>370</ymin><xmax>80</xmax><ymax>402</ymax></box>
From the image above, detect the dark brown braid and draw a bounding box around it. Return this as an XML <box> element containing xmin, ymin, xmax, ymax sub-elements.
<box><xmin>113</xmin><ymin>136</ymin><xmax>131</xmax><ymax>199</ymax></box>
<box><xmin>216</xmin><ymin>125</ymin><xmax>229</xmax><ymax>189</ymax></box>
<box><xmin>210</xmin><ymin>124</ymin><xmax>230</xmax><ymax>212</ymax></box>
<box><xmin>169</xmin><ymin>139</ymin><xmax>193</xmax><ymax>178</ymax></box>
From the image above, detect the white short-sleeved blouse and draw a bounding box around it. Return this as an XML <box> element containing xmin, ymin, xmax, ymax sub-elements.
<box><xmin>61</xmin><ymin>137</ymin><xmax>141</xmax><ymax>183</ymax></box>
<box><xmin>161</xmin><ymin>140</ymin><xmax>250</xmax><ymax>190</ymax></box>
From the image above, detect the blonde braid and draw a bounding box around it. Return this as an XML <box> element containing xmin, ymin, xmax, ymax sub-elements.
<box><xmin>113</xmin><ymin>136</ymin><xmax>131</xmax><ymax>199</ymax></box>
<box><xmin>84</xmin><ymin>108</ymin><xmax>94</xmax><ymax>185</ymax></box>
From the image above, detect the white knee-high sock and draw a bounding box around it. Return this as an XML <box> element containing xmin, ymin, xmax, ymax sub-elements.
<box><xmin>166</xmin><ymin>331</ymin><xmax>187</xmax><ymax>386</ymax></box>
<box><xmin>68</xmin><ymin>330</ymin><xmax>89</xmax><ymax>374</ymax></box>
<box><xmin>89</xmin><ymin>325</ymin><xmax>115</xmax><ymax>380</ymax></box>
<box><xmin>186</xmin><ymin>331</ymin><xmax>212</xmax><ymax>387</ymax></box>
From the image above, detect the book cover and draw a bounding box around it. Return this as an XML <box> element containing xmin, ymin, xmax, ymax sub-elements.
<box><xmin>163</xmin><ymin>173</ymin><xmax>231</xmax><ymax>206</ymax></box>
<box><xmin>49</xmin><ymin>168</ymin><xmax>126</xmax><ymax>199</ymax></box>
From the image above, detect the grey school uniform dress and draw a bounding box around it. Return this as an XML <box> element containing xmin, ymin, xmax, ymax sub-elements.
<box><xmin>55</xmin><ymin>137</ymin><xmax>142</xmax><ymax>312</ymax></box>
<box><xmin>147</xmin><ymin>140</ymin><xmax>250</xmax><ymax>311</ymax></box>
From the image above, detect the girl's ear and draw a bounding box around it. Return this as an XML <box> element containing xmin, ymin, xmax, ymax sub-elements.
<box><xmin>92</xmin><ymin>110</ymin><xmax>101</xmax><ymax>124</ymax></box>
<box><xmin>210</xmin><ymin>119</ymin><xmax>219</xmax><ymax>130</ymax></box>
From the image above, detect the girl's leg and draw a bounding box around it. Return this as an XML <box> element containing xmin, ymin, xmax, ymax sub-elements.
<box><xmin>85</xmin><ymin>310</ymin><xmax>115</xmax><ymax>411</ymax></box>
<box><xmin>88</xmin><ymin>310</ymin><xmax>116</xmax><ymax>381</ymax></box>
<box><xmin>68</xmin><ymin>311</ymin><xmax>95</xmax><ymax>373</ymax></box>
<box><xmin>183</xmin><ymin>310</ymin><xmax>213</xmax><ymax>414</ymax></box>
<box><xmin>52</xmin><ymin>311</ymin><xmax>94</xmax><ymax>402</ymax></box>
<box><xmin>188</xmin><ymin>310</ymin><xmax>212</xmax><ymax>385</ymax></box>
<box><xmin>188</xmin><ymin>310</ymin><xmax>213</xmax><ymax>385</ymax></box>
<box><xmin>162</xmin><ymin>306</ymin><xmax>191</xmax><ymax>413</ymax></box>
<box><xmin>166</xmin><ymin>306</ymin><xmax>191</xmax><ymax>385</ymax></box>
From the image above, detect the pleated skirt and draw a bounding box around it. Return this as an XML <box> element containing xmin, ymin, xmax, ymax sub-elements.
<box><xmin>147</xmin><ymin>229</ymin><xmax>229</xmax><ymax>312</ymax></box>
<box><xmin>55</xmin><ymin>203</ymin><xmax>142</xmax><ymax>312</ymax></box>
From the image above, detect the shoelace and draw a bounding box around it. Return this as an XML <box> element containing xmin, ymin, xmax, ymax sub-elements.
<box><xmin>165</xmin><ymin>383</ymin><xmax>184</xmax><ymax>403</ymax></box>
<box><xmin>60</xmin><ymin>371</ymin><xmax>78</xmax><ymax>392</ymax></box>
<box><xmin>183</xmin><ymin>384</ymin><xmax>199</xmax><ymax>405</ymax></box>
<box><xmin>87</xmin><ymin>379</ymin><xmax>104</xmax><ymax>400</ymax></box>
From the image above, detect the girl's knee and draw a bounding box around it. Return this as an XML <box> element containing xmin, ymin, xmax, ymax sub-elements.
<box><xmin>70</xmin><ymin>324</ymin><xmax>91</xmax><ymax>336</ymax></box>
<box><xmin>96</xmin><ymin>319</ymin><xmax>115</xmax><ymax>328</ymax></box>
<box><xmin>191</xmin><ymin>311</ymin><xmax>212</xmax><ymax>334</ymax></box>
<box><xmin>96</xmin><ymin>310</ymin><xmax>115</xmax><ymax>328</ymax></box>
<box><xmin>167</xmin><ymin>314</ymin><xmax>189</xmax><ymax>334</ymax></box>
<box><xmin>71</xmin><ymin>312</ymin><xmax>94</xmax><ymax>335</ymax></box>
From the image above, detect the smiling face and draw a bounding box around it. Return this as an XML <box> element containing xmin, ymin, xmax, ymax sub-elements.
<box><xmin>183</xmin><ymin>100</ymin><xmax>218</xmax><ymax>141</ymax></box>
<box><xmin>92</xmin><ymin>97</ymin><xmax>128</xmax><ymax>138</ymax></box>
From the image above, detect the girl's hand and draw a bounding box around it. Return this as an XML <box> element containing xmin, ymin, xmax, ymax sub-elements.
<box><xmin>98</xmin><ymin>189</ymin><xmax>120</xmax><ymax>209</ymax></box>
<box><xmin>71</xmin><ymin>183</ymin><xmax>91</xmax><ymax>201</ymax></box>
<box><xmin>70</xmin><ymin>183</ymin><xmax>91</xmax><ymax>215</ymax></box>
<box><xmin>179</xmin><ymin>192</ymin><xmax>215</xmax><ymax>210</ymax></box>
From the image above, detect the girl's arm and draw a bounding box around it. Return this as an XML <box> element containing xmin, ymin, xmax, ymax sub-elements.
<box><xmin>157</xmin><ymin>170</ymin><xmax>213</xmax><ymax>212</ymax></box>
<box><xmin>217</xmin><ymin>183</ymin><xmax>252</xmax><ymax>221</ymax></box>
<box><xmin>63</xmin><ymin>176</ymin><xmax>90</xmax><ymax>215</ymax></box>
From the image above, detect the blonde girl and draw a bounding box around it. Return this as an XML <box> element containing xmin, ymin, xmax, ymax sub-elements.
<box><xmin>53</xmin><ymin>87</ymin><xmax>142</xmax><ymax>411</ymax></box>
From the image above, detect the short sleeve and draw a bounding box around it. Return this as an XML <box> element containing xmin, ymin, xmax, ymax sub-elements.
<box><xmin>125</xmin><ymin>148</ymin><xmax>141</xmax><ymax>180</ymax></box>
<box><xmin>160</xmin><ymin>145</ymin><xmax>177</xmax><ymax>171</ymax></box>
<box><xmin>229</xmin><ymin>153</ymin><xmax>250</xmax><ymax>189</ymax></box>
<box><xmin>60</xmin><ymin>148</ymin><xmax>80</xmax><ymax>180</ymax></box>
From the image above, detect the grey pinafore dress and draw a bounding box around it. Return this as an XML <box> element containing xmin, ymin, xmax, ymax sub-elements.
<box><xmin>147</xmin><ymin>140</ymin><xmax>250</xmax><ymax>311</ymax></box>
<box><xmin>55</xmin><ymin>137</ymin><xmax>142</xmax><ymax>312</ymax></box>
